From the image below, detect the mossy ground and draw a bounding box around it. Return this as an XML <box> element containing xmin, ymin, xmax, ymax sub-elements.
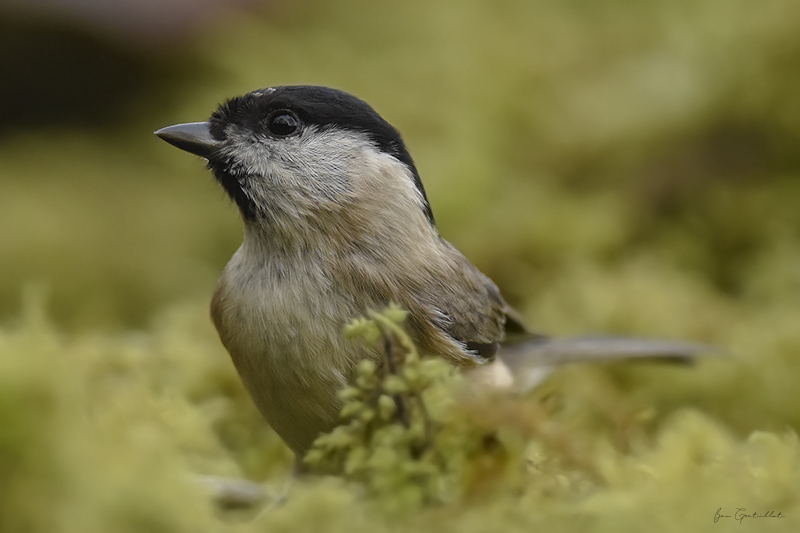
<box><xmin>2</xmin><ymin>0</ymin><xmax>800</xmax><ymax>531</ymax></box>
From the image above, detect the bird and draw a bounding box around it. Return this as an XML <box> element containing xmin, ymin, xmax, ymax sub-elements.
<box><xmin>155</xmin><ymin>85</ymin><xmax>710</xmax><ymax>457</ymax></box>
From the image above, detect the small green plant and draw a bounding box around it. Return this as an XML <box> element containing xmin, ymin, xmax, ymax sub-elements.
<box><xmin>303</xmin><ymin>305</ymin><xmax>483</xmax><ymax>509</ymax></box>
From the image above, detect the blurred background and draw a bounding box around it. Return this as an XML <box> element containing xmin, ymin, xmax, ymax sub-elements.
<box><xmin>2</xmin><ymin>0</ymin><xmax>798</xmax><ymax>331</ymax></box>
<box><xmin>1</xmin><ymin>0</ymin><xmax>800</xmax><ymax>529</ymax></box>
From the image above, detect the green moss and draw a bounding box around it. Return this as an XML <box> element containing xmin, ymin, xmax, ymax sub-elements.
<box><xmin>305</xmin><ymin>306</ymin><xmax>470</xmax><ymax>510</ymax></box>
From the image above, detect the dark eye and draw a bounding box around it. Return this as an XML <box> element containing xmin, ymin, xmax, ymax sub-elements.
<box><xmin>267</xmin><ymin>112</ymin><xmax>300</xmax><ymax>136</ymax></box>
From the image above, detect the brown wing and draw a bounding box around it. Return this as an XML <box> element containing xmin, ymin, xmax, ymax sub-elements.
<box><xmin>409</xmin><ymin>239</ymin><xmax>509</xmax><ymax>363</ymax></box>
<box><xmin>336</xmin><ymin>236</ymin><xmax>511</xmax><ymax>367</ymax></box>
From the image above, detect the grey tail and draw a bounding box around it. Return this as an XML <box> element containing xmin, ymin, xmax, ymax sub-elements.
<box><xmin>498</xmin><ymin>335</ymin><xmax>719</xmax><ymax>393</ymax></box>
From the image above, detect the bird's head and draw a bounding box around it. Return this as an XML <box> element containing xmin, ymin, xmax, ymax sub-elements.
<box><xmin>156</xmin><ymin>86</ymin><xmax>435</xmax><ymax>245</ymax></box>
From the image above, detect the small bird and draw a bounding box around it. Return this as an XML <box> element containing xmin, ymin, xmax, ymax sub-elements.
<box><xmin>156</xmin><ymin>86</ymin><xmax>708</xmax><ymax>456</ymax></box>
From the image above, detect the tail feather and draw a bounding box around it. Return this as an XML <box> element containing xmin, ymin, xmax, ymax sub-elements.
<box><xmin>498</xmin><ymin>335</ymin><xmax>719</xmax><ymax>393</ymax></box>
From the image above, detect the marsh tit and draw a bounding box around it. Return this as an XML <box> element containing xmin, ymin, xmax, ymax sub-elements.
<box><xmin>156</xmin><ymin>86</ymin><xmax>707</xmax><ymax>456</ymax></box>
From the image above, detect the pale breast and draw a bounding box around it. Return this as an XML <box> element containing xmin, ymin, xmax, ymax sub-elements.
<box><xmin>211</xmin><ymin>245</ymin><xmax>374</xmax><ymax>454</ymax></box>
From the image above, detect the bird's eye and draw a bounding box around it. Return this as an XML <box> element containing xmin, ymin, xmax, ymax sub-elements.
<box><xmin>267</xmin><ymin>112</ymin><xmax>300</xmax><ymax>136</ymax></box>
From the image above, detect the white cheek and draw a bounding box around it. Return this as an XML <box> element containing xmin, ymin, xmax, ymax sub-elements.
<box><xmin>227</xmin><ymin>127</ymin><xmax>358</xmax><ymax>199</ymax></box>
<box><xmin>222</xmin><ymin>126</ymin><xmax>432</xmax><ymax>239</ymax></box>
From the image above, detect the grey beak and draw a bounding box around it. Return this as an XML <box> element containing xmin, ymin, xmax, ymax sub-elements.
<box><xmin>154</xmin><ymin>122</ymin><xmax>219</xmax><ymax>158</ymax></box>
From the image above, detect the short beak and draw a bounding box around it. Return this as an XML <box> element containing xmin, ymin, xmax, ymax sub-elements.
<box><xmin>154</xmin><ymin>122</ymin><xmax>219</xmax><ymax>158</ymax></box>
